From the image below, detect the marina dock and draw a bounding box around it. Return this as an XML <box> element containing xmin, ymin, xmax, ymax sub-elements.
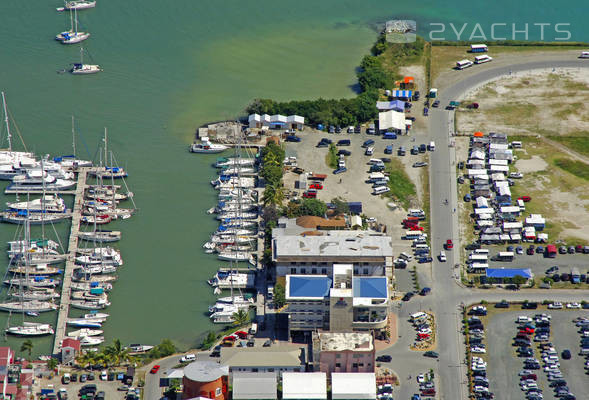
<box><xmin>52</xmin><ymin>167</ymin><xmax>90</xmax><ymax>354</ymax></box>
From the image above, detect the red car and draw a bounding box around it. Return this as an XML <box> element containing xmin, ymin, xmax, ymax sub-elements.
<box><xmin>519</xmin><ymin>327</ymin><xmax>534</xmax><ymax>334</ymax></box>
<box><xmin>150</xmin><ymin>365</ymin><xmax>160</xmax><ymax>374</ymax></box>
<box><xmin>422</xmin><ymin>389</ymin><xmax>436</xmax><ymax>396</ymax></box>
<box><xmin>302</xmin><ymin>191</ymin><xmax>317</xmax><ymax>199</ymax></box>
<box><xmin>410</xmin><ymin>226</ymin><xmax>424</xmax><ymax>231</ymax></box>
<box><xmin>309</xmin><ymin>183</ymin><xmax>323</xmax><ymax>190</ymax></box>
<box><xmin>445</xmin><ymin>239</ymin><xmax>453</xmax><ymax>250</ymax></box>
<box><xmin>518</xmin><ymin>196</ymin><xmax>531</xmax><ymax>202</ymax></box>
<box><xmin>234</xmin><ymin>331</ymin><xmax>248</xmax><ymax>339</ymax></box>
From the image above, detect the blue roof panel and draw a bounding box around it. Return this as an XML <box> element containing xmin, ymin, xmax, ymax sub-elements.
<box><xmin>486</xmin><ymin>268</ymin><xmax>532</xmax><ymax>279</ymax></box>
<box><xmin>352</xmin><ymin>277</ymin><xmax>387</xmax><ymax>298</ymax></box>
<box><xmin>288</xmin><ymin>276</ymin><xmax>332</xmax><ymax>298</ymax></box>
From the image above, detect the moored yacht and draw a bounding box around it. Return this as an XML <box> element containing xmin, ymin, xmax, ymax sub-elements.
<box><xmin>78</xmin><ymin>229</ymin><xmax>121</xmax><ymax>242</ymax></box>
<box><xmin>7</xmin><ymin>194</ymin><xmax>67</xmax><ymax>213</ymax></box>
<box><xmin>190</xmin><ymin>137</ymin><xmax>228</xmax><ymax>153</ymax></box>
<box><xmin>1</xmin><ymin>210</ymin><xmax>72</xmax><ymax>225</ymax></box>
<box><xmin>58</xmin><ymin>0</ymin><xmax>97</xmax><ymax>11</ymax></box>
<box><xmin>4</xmin><ymin>277</ymin><xmax>60</xmax><ymax>288</ymax></box>
<box><xmin>0</xmin><ymin>300</ymin><xmax>57</xmax><ymax>313</ymax></box>
<box><xmin>6</xmin><ymin>322</ymin><xmax>54</xmax><ymax>336</ymax></box>
<box><xmin>67</xmin><ymin>328</ymin><xmax>103</xmax><ymax>339</ymax></box>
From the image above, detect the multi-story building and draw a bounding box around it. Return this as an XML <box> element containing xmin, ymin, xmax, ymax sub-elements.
<box><xmin>312</xmin><ymin>332</ymin><xmax>375</xmax><ymax>374</ymax></box>
<box><xmin>272</xmin><ymin>226</ymin><xmax>393</xmax><ymax>278</ymax></box>
<box><xmin>0</xmin><ymin>347</ymin><xmax>34</xmax><ymax>400</ymax></box>
<box><xmin>285</xmin><ymin>264</ymin><xmax>389</xmax><ymax>336</ymax></box>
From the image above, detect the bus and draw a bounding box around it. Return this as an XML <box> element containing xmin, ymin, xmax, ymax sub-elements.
<box><xmin>456</xmin><ymin>59</ymin><xmax>474</xmax><ymax>70</ymax></box>
<box><xmin>497</xmin><ymin>251</ymin><xmax>514</xmax><ymax>261</ymax></box>
<box><xmin>474</xmin><ymin>55</ymin><xmax>493</xmax><ymax>64</ymax></box>
<box><xmin>470</xmin><ymin>44</ymin><xmax>488</xmax><ymax>53</ymax></box>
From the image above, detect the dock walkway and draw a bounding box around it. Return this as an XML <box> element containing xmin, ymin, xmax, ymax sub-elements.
<box><xmin>52</xmin><ymin>167</ymin><xmax>90</xmax><ymax>354</ymax></box>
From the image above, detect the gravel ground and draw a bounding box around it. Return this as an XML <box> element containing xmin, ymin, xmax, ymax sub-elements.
<box><xmin>486</xmin><ymin>309</ymin><xmax>588</xmax><ymax>400</ymax></box>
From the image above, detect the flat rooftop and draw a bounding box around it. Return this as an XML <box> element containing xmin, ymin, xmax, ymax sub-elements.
<box><xmin>318</xmin><ymin>332</ymin><xmax>373</xmax><ymax>352</ymax></box>
<box><xmin>274</xmin><ymin>231</ymin><xmax>392</xmax><ymax>259</ymax></box>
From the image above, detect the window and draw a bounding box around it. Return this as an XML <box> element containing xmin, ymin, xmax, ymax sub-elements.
<box><xmin>301</xmin><ymin>268</ymin><xmax>306</xmax><ymax>274</ymax></box>
<box><xmin>268</xmin><ymin>368</ymin><xmax>274</xmax><ymax>372</ymax></box>
<box><xmin>363</xmin><ymin>268</ymin><xmax>369</xmax><ymax>275</ymax></box>
<box><xmin>290</xmin><ymin>268</ymin><xmax>296</xmax><ymax>274</ymax></box>
<box><xmin>336</xmin><ymin>354</ymin><xmax>341</xmax><ymax>358</ymax></box>
<box><xmin>252</xmin><ymin>368</ymin><xmax>258</xmax><ymax>372</ymax></box>
<box><xmin>215</xmin><ymin>387</ymin><xmax>222</xmax><ymax>396</ymax></box>
<box><xmin>358</xmin><ymin>363</ymin><xmax>364</xmax><ymax>367</ymax></box>
<box><xmin>352</xmin><ymin>363</ymin><xmax>358</xmax><ymax>368</ymax></box>
<box><xmin>312</xmin><ymin>268</ymin><xmax>317</xmax><ymax>274</ymax></box>
<box><xmin>321</xmin><ymin>268</ymin><xmax>327</xmax><ymax>274</ymax></box>
<box><xmin>354</xmin><ymin>268</ymin><xmax>359</xmax><ymax>275</ymax></box>
<box><xmin>335</xmin><ymin>363</ymin><xmax>341</xmax><ymax>368</ymax></box>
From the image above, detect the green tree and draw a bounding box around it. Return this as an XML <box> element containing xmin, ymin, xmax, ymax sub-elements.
<box><xmin>327</xmin><ymin>144</ymin><xmax>338</xmax><ymax>169</ymax></box>
<box><xmin>76</xmin><ymin>352</ymin><xmax>93</xmax><ymax>369</ymax></box>
<box><xmin>512</xmin><ymin>275</ymin><xmax>527</xmax><ymax>289</ymax></box>
<box><xmin>47</xmin><ymin>357</ymin><xmax>58</xmax><ymax>371</ymax></box>
<box><xmin>104</xmin><ymin>339</ymin><xmax>131</xmax><ymax>366</ymax></box>
<box><xmin>20</xmin><ymin>340</ymin><xmax>33</xmax><ymax>359</ymax></box>
<box><xmin>201</xmin><ymin>332</ymin><xmax>218</xmax><ymax>350</ymax></box>
<box><xmin>232</xmin><ymin>309</ymin><xmax>250</xmax><ymax>327</ymax></box>
<box><xmin>273</xmin><ymin>283</ymin><xmax>286</xmax><ymax>308</ymax></box>
<box><xmin>299</xmin><ymin>199</ymin><xmax>327</xmax><ymax>217</ymax></box>
<box><xmin>149</xmin><ymin>339</ymin><xmax>177</xmax><ymax>359</ymax></box>
<box><xmin>263</xmin><ymin>184</ymin><xmax>284</xmax><ymax>206</ymax></box>
<box><xmin>331</xmin><ymin>197</ymin><xmax>350</xmax><ymax>215</ymax></box>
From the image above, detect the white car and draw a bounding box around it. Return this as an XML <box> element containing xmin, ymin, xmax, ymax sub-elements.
<box><xmin>439</xmin><ymin>250</ymin><xmax>447</xmax><ymax>262</ymax></box>
<box><xmin>566</xmin><ymin>302</ymin><xmax>581</xmax><ymax>309</ymax></box>
<box><xmin>416</xmin><ymin>374</ymin><xmax>425</xmax><ymax>383</ymax></box>
<box><xmin>471</xmin><ymin>346</ymin><xmax>486</xmax><ymax>354</ymax></box>
<box><xmin>419</xmin><ymin>328</ymin><xmax>432</xmax><ymax>335</ymax></box>
<box><xmin>548</xmin><ymin>302</ymin><xmax>563</xmax><ymax>309</ymax></box>
<box><xmin>473</xmin><ymin>386</ymin><xmax>489</xmax><ymax>393</ymax></box>
<box><xmin>509</xmin><ymin>172</ymin><xmax>523</xmax><ymax>179</ymax></box>
<box><xmin>517</xmin><ymin>316</ymin><xmax>532</xmax><ymax>324</ymax></box>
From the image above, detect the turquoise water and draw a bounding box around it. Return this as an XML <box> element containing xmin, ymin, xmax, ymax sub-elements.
<box><xmin>0</xmin><ymin>0</ymin><xmax>587</xmax><ymax>356</ymax></box>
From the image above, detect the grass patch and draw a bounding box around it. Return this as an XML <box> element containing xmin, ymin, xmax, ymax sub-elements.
<box><xmin>549</xmin><ymin>133</ymin><xmax>589</xmax><ymax>157</ymax></box>
<box><xmin>384</xmin><ymin>159</ymin><xmax>416</xmax><ymax>210</ymax></box>
<box><xmin>554</xmin><ymin>102</ymin><xmax>585</xmax><ymax>119</ymax></box>
<box><xmin>553</xmin><ymin>158</ymin><xmax>589</xmax><ymax>181</ymax></box>
<box><xmin>420</xmin><ymin>164</ymin><xmax>431</xmax><ymax>243</ymax></box>
<box><xmin>486</xmin><ymin>102</ymin><xmax>538</xmax><ymax>125</ymax></box>
<box><xmin>326</xmin><ymin>144</ymin><xmax>338</xmax><ymax>169</ymax></box>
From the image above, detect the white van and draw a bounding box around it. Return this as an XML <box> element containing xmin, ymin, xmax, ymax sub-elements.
<box><xmin>414</xmin><ymin>244</ymin><xmax>430</xmax><ymax>251</ymax></box>
<box><xmin>369</xmin><ymin>158</ymin><xmax>384</xmax><ymax>166</ymax></box>
<box><xmin>511</xmin><ymin>141</ymin><xmax>522</xmax><ymax>148</ymax></box>
<box><xmin>580</xmin><ymin>51</ymin><xmax>589</xmax><ymax>58</ymax></box>
<box><xmin>428</xmin><ymin>141</ymin><xmax>435</xmax><ymax>151</ymax></box>
<box><xmin>372</xmin><ymin>186</ymin><xmax>390</xmax><ymax>195</ymax></box>
<box><xmin>474</xmin><ymin>55</ymin><xmax>493</xmax><ymax>64</ymax></box>
<box><xmin>365</xmin><ymin>147</ymin><xmax>374</xmax><ymax>156</ymax></box>
<box><xmin>100</xmin><ymin>370</ymin><xmax>108</xmax><ymax>380</ymax></box>
<box><xmin>180</xmin><ymin>354</ymin><xmax>196</xmax><ymax>363</ymax></box>
<box><xmin>456</xmin><ymin>59</ymin><xmax>473</xmax><ymax>70</ymax></box>
<box><xmin>404</xmin><ymin>231</ymin><xmax>423</xmax><ymax>240</ymax></box>
<box><xmin>399</xmin><ymin>252</ymin><xmax>413</xmax><ymax>261</ymax></box>
<box><xmin>249</xmin><ymin>322</ymin><xmax>258</xmax><ymax>335</ymax></box>
<box><xmin>411</xmin><ymin>312</ymin><xmax>427</xmax><ymax>321</ymax></box>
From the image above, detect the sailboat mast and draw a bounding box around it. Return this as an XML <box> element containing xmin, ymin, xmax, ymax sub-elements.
<box><xmin>80</xmin><ymin>47</ymin><xmax>84</xmax><ymax>66</ymax></box>
<box><xmin>74</xmin><ymin>8</ymin><xmax>78</xmax><ymax>34</ymax></box>
<box><xmin>103</xmin><ymin>128</ymin><xmax>108</xmax><ymax>169</ymax></box>
<box><xmin>72</xmin><ymin>115</ymin><xmax>76</xmax><ymax>157</ymax></box>
<box><xmin>1</xmin><ymin>92</ymin><xmax>12</xmax><ymax>152</ymax></box>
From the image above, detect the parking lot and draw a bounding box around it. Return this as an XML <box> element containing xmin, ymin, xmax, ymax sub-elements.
<box><xmin>485</xmin><ymin>309</ymin><xmax>587</xmax><ymax>400</ymax></box>
<box><xmin>39</xmin><ymin>376</ymin><xmax>129</xmax><ymax>400</ymax></box>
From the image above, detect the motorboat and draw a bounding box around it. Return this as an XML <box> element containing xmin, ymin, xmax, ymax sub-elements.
<box><xmin>190</xmin><ymin>137</ymin><xmax>228</xmax><ymax>153</ymax></box>
<box><xmin>7</xmin><ymin>171</ymin><xmax>76</xmax><ymax>191</ymax></box>
<box><xmin>71</xmin><ymin>47</ymin><xmax>101</xmax><ymax>75</ymax></box>
<box><xmin>216</xmin><ymin>294</ymin><xmax>254</xmax><ymax>306</ymax></box>
<box><xmin>8</xmin><ymin>264</ymin><xmax>62</xmax><ymax>276</ymax></box>
<box><xmin>67</xmin><ymin>328</ymin><xmax>103</xmax><ymax>339</ymax></box>
<box><xmin>78</xmin><ymin>230</ymin><xmax>121</xmax><ymax>242</ymax></box>
<box><xmin>217</xmin><ymin>251</ymin><xmax>253</xmax><ymax>262</ymax></box>
<box><xmin>4</xmin><ymin>277</ymin><xmax>60</xmax><ymax>288</ymax></box>
<box><xmin>8</xmin><ymin>288</ymin><xmax>59</xmax><ymax>301</ymax></box>
<box><xmin>0</xmin><ymin>300</ymin><xmax>57</xmax><ymax>313</ymax></box>
<box><xmin>209</xmin><ymin>303</ymin><xmax>240</xmax><ymax>315</ymax></box>
<box><xmin>70</xmin><ymin>298</ymin><xmax>110</xmax><ymax>310</ymax></box>
<box><xmin>211</xmin><ymin>176</ymin><xmax>255</xmax><ymax>189</ymax></box>
<box><xmin>6</xmin><ymin>195</ymin><xmax>67</xmax><ymax>213</ymax></box>
<box><xmin>80</xmin><ymin>336</ymin><xmax>105</xmax><ymax>346</ymax></box>
<box><xmin>210</xmin><ymin>310</ymin><xmax>236</xmax><ymax>323</ymax></box>
<box><xmin>57</xmin><ymin>0</ymin><xmax>97</xmax><ymax>11</ymax></box>
<box><xmin>6</xmin><ymin>322</ymin><xmax>54</xmax><ymax>336</ymax></box>
<box><xmin>7</xmin><ymin>238</ymin><xmax>60</xmax><ymax>255</ymax></box>
<box><xmin>126</xmin><ymin>344</ymin><xmax>154</xmax><ymax>353</ymax></box>
<box><xmin>83</xmin><ymin>312</ymin><xmax>109</xmax><ymax>320</ymax></box>
<box><xmin>1</xmin><ymin>210</ymin><xmax>72</xmax><ymax>225</ymax></box>
<box><xmin>207</xmin><ymin>270</ymin><xmax>254</xmax><ymax>289</ymax></box>
<box><xmin>67</xmin><ymin>319</ymin><xmax>102</xmax><ymax>328</ymax></box>
<box><xmin>71</xmin><ymin>290</ymin><xmax>108</xmax><ymax>301</ymax></box>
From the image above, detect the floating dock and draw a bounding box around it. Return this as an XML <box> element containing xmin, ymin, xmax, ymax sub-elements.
<box><xmin>52</xmin><ymin>167</ymin><xmax>90</xmax><ymax>354</ymax></box>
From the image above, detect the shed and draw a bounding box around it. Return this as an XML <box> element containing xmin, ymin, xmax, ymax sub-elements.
<box><xmin>269</xmin><ymin>114</ymin><xmax>287</xmax><ymax>129</ymax></box>
<box><xmin>232</xmin><ymin>372</ymin><xmax>277</xmax><ymax>400</ymax></box>
<box><xmin>350</xmin><ymin>215</ymin><xmax>362</xmax><ymax>229</ymax></box>
<box><xmin>287</xmin><ymin>115</ymin><xmax>305</xmax><ymax>130</ymax></box>
<box><xmin>331</xmin><ymin>373</ymin><xmax>376</xmax><ymax>400</ymax></box>
<box><xmin>376</xmin><ymin>100</ymin><xmax>404</xmax><ymax>112</ymax></box>
<box><xmin>248</xmin><ymin>114</ymin><xmax>262</xmax><ymax>129</ymax></box>
<box><xmin>282</xmin><ymin>372</ymin><xmax>327</xmax><ymax>400</ymax></box>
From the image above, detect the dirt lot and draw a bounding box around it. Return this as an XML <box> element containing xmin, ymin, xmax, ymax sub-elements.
<box><xmin>455</xmin><ymin>69</ymin><xmax>589</xmax><ymax>244</ymax></box>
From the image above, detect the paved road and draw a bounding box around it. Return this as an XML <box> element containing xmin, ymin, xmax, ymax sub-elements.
<box><xmin>378</xmin><ymin>58</ymin><xmax>589</xmax><ymax>400</ymax></box>
<box><xmin>143</xmin><ymin>354</ymin><xmax>183</xmax><ymax>400</ymax></box>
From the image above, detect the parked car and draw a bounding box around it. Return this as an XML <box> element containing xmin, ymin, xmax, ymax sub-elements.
<box><xmin>150</xmin><ymin>365</ymin><xmax>160</xmax><ymax>374</ymax></box>
<box><xmin>337</xmin><ymin>139</ymin><xmax>350</xmax><ymax>146</ymax></box>
<box><xmin>420</xmin><ymin>287</ymin><xmax>431</xmax><ymax>296</ymax></box>
<box><xmin>376</xmin><ymin>355</ymin><xmax>392</xmax><ymax>362</ymax></box>
<box><xmin>413</xmin><ymin>162</ymin><xmax>428</xmax><ymax>168</ymax></box>
<box><xmin>338</xmin><ymin>149</ymin><xmax>351</xmax><ymax>156</ymax></box>
<box><xmin>464</xmin><ymin>193</ymin><xmax>471</xmax><ymax>202</ymax></box>
<box><xmin>424</xmin><ymin>351</ymin><xmax>439</xmax><ymax>358</ymax></box>
<box><xmin>432</xmin><ymin>100</ymin><xmax>440</xmax><ymax>108</ymax></box>
<box><xmin>286</xmin><ymin>135</ymin><xmax>301</xmax><ymax>142</ymax></box>
<box><xmin>495</xmin><ymin>301</ymin><xmax>509</xmax><ymax>308</ymax></box>
<box><xmin>362</xmin><ymin>139</ymin><xmax>375</xmax><ymax>148</ymax></box>
<box><xmin>445</xmin><ymin>239</ymin><xmax>453</xmax><ymax>250</ymax></box>
<box><xmin>402</xmin><ymin>292</ymin><xmax>415</xmax><ymax>301</ymax></box>
<box><xmin>518</xmin><ymin>196</ymin><xmax>531</xmax><ymax>202</ymax></box>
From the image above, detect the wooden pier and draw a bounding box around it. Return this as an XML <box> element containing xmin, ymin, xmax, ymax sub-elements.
<box><xmin>52</xmin><ymin>167</ymin><xmax>91</xmax><ymax>354</ymax></box>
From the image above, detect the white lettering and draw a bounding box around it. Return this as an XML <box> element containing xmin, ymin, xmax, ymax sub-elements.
<box><xmin>449</xmin><ymin>23</ymin><xmax>468</xmax><ymax>40</ymax></box>
<box><xmin>554</xmin><ymin>23</ymin><xmax>571</xmax><ymax>41</ymax></box>
<box><xmin>533</xmin><ymin>23</ymin><xmax>550</xmax><ymax>40</ymax></box>
<box><xmin>491</xmin><ymin>23</ymin><xmax>507</xmax><ymax>40</ymax></box>
<box><xmin>469</xmin><ymin>23</ymin><xmax>487</xmax><ymax>41</ymax></box>
<box><xmin>429</xmin><ymin>23</ymin><xmax>446</xmax><ymax>41</ymax></box>
<box><xmin>512</xmin><ymin>23</ymin><xmax>529</xmax><ymax>40</ymax></box>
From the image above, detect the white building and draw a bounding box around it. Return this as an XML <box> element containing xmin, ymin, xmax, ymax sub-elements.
<box><xmin>282</xmin><ymin>372</ymin><xmax>327</xmax><ymax>400</ymax></box>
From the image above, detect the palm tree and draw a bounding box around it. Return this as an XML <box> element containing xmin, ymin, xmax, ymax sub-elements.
<box><xmin>263</xmin><ymin>184</ymin><xmax>284</xmax><ymax>206</ymax></box>
<box><xmin>20</xmin><ymin>340</ymin><xmax>33</xmax><ymax>359</ymax></box>
<box><xmin>47</xmin><ymin>357</ymin><xmax>59</xmax><ymax>371</ymax></box>
<box><xmin>104</xmin><ymin>339</ymin><xmax>130</xmax><ymax>366</ymax></box>
<box><xmin>75</xmin><ymin>352</ymin><xmax>92</xmax><ymax>369</ymax></box>
<box><xmin>232</xmin><ymin>309</ymin><xmax>249</xmax><ymax>326</ymax></box>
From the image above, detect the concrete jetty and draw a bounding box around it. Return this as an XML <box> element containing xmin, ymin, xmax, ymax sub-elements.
<box><xmin>52</xmin><ymin>167</ymin><xmax>90</xmax><ymax>354</ymax></box>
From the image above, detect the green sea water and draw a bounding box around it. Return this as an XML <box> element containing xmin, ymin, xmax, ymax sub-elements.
<box><xmin>0</xmin><ymin>0</ymin><xmax>586</xmax><ymax>356</ymax></box>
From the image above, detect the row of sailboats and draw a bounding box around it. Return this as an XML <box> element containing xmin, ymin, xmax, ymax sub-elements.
<box><xmin>202</xmin><ymin>136</ymin><xmax>259</xmax><ymax>324</ymax></box>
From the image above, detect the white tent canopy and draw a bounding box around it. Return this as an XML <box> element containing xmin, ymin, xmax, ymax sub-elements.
<box><xmin>378</xmin><ymin>110</ymin><xmax>406</xmax><ymax>131</ymax></box>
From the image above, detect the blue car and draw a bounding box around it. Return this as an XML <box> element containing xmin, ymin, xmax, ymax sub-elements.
<box><xmin>384</xmin><ymin>145</ymin><xmax>393</xmax><ymax>154</ymax></box>
<box><xmin>333</xmin><ymin>167</ymin><xmax>347</xmax><ymax>174</ymax></box>
<box><xmin>412</xmin><ymin>395</ymin><xmax>421</xmax><ymax>400</ymax></box>
<box><xmin>286</xmin><ymin>135</ymin><xmax>301</xmax><ymax>142</ymax></box>
<box><xmin>418</xmin><ymin>257</ymin><xmax>433</xmax><ymax>263</ymax></box>
<box><xmin>420</xmin><ymin>287</ymin><xmax>431</xmax><ymax>295</ymax></box>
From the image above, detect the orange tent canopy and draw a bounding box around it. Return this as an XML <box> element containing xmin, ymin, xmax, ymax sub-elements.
<box><xmin>473</xmin><ymin>131</ymin><xmax>484</xmax><ymax>137</ymax></box>
<box><xmin>403</xmin><ymin>76</ymin><xmax>414</xmax><ymax>83</ymax></box>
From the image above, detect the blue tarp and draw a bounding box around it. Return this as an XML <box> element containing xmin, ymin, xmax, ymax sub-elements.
<box><xmin>352</xmin><ymin>277</ymin><xmax>387</xmax><ymax>298</ymax></box>
<box><xmin>392</xmin><ymin>90</ymin><xmax>413</xmax><ymax>99</ymax></box>
<box><xmin>486</xmin><ymin>268</ymin><xmax>532</xmax><ymax>279</ymax></box>
<box><xmin>287</xmin><ymin>276</ymin><xmax>332</xmax><ymax>298</ymax></box>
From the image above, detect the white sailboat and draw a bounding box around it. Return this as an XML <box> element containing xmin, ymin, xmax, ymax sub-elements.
<box><xmin>78</xmin><ymin>230</ymin><xmax>121</xmax><ymax>242</ymax></box>
<box><xmin>56</xmin><ymin>8</ymin><xmax>90</xmax><ymax>44</ymax></box>
<box><xmin>58</xmin><ymin>0</ymin><xmax>97</xmax><ymax>12</ymax></box>
<box><xmin>190</xmin><ymin>137</ymin><xmax>228</xmax><ymax>153</ymax></box>
<box><xmin>7</xmin><ymin>238</ymin><xmax>60</xmax><ymax>255</ymax></box>
<box><xmin>6</xmin><ymin>322</ymin><xmax>54</xmax><ymax>336</ymax></box>
<box><xmin>7</xmin><ymin>195</ymin><xmax>67</xmax><ymax>213</ymax></box>
<box><xmin>71</xmin><ymin>47</ymin><xmax>102</xmax><ymax>75</ymax></box>
<box><xmin>67</xmin><ymin>328</ymin><xmax>103</xmax><ymax>339</ymax></box>
<box><xmin>80</xmin><ymin>336</ymin><xmax>104</xmax><ymax>346</ymax></box>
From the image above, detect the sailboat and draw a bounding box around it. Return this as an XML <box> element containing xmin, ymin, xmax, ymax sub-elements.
<box><xmin>7</xmin><ymin>195</ymin><xmax>67</xmax><ymax>213</ymax></box>
<box><xmin>7</xmin><ymin>238</ymin><xmax>60</xmax><ymax>255</ymax></box>
<box><xmin>6</xmin><ymin>322</ymin><xmax>54</xmax><ymax>336</ymax></box>
<box><xmin>56</xmin><ymin>8</ymin><xmax>90</xmax><ymax>44</ymax></box>
<box><xmin>8</xmin><ymin>288</ymin><xmax>60</xmax><ymax>301</ymax></box>
<box><xmin>54</xmin><ymin>117</ymin><xmax>94</xmax><ymax>169</ymax></box>
<box><xmin>78</xmin><ymin>230</ymin><xmax>121</xmax><ymax>242</ymax></box>
<box><xmin>67</xmin><ymin>328</ymin><xmax>103</xmax><ymax>339</ymax></box>
<box><xmin>89</xmin><ymin>129</ymin><xmax>128</xmax><ymax>180</ymax></box>
<box><xmin>58</xmin><ymin>0</ymin><xmax>97</xmax><ymax>12</ymax></box>
<box><xmin>8</xmin><ymin>264</ymin><xmax>62</xmax><ymax>276</ymax></box>
<box><xmin>71</xmin><ymin>47</ymin><xmax>102</xmax><ymax>75</ymax></box>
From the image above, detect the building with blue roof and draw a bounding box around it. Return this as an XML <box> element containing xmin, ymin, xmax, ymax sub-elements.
<box><xmin>485</xmin><ymin>268</ymin><xmax>533</xmax><ymax>284</ymax></box>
